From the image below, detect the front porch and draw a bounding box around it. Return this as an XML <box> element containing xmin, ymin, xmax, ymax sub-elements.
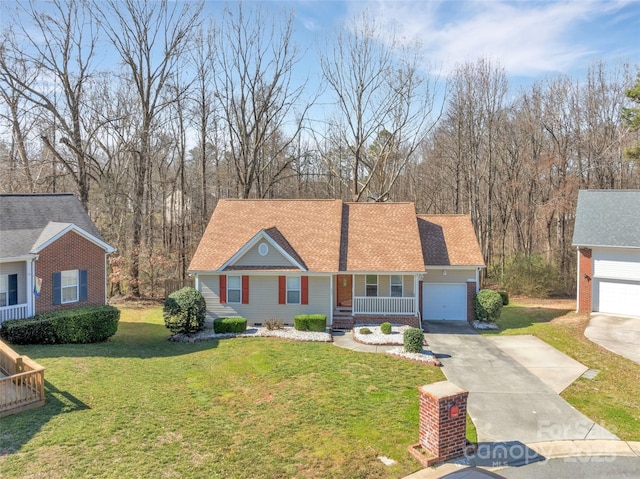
<box><xmin>332</xmin><ymin>273</ymin><xmax>420</xmax><ymax>330</ymax></box>
<box><xmin>0</xmin><ymin>303</ymin><xmax>29</xmax><ymax>324</ymax></box>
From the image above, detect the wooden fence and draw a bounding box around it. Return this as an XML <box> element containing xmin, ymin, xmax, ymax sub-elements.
<box><xmin>164</xmin><ymin>278</ymin><xmax>195</xmax><ymax>298</ymax></box>
<box><xmin>0</xmin><ymin>339</ymin><xmax>46</xmax><ymax>417</ymax></box>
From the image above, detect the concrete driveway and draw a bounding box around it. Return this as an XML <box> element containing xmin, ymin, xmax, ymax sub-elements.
<box><xmin>424</xmin><ymin>321</ymin><xmax>617</xmax><ymax>444</ymax></box>
<box><xmin>585</xmin><ymin>314</ymin><xmax>640</xmax><ymax>365</ymax></box>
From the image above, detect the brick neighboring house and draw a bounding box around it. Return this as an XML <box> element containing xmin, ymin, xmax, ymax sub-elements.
<box><xmin>0</xmin><ymin>194</ymin><xmax>115</xmax><ymax>324</ymax></box>
<box><xmin>188</xmin><ymin>199</ymin><xmax>485</xmax><ymax>328</ymax></box>
<box><xmin>572</xmin><ymin>190</ymin><xmax>640</xmax><ymax>317</ymax></box>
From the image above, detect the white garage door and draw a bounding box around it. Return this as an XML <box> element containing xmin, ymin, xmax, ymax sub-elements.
<box><xmin>422</xmin><ymin>283</ymin><xmax>467</xmax><ymax>320</ymax></box>
<box><xmin>594</xmin><ymin>280</ymin><xmax>640</xmax><ymax>317</ymax></box>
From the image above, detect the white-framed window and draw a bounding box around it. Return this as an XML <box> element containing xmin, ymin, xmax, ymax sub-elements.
<box><xmin>0</xmin><ymin>274</ymin><xmax>7</xmax><ymax>307</ymax></box>
<box><xmin>227</xmin><ymin>275</ymin><xmax>242</xmax><ymax>303</ymax></box>
<box><xmin>61</xmin><ymin>269</ymin><xmax>79</xmax><ymax>303</ymax></box>
<box><xmin>365</xmin><ymin>274</ymin><xmax>378</xmax><ymax>297</ymax></box>
<box><xmin>286</xmin><ymin>276</ymin><xmax>300</xmax><ymax>304</ymax></box>
<box><xmin>390</xmin><ymin>275</ymin><xmax>403</xmax><ymax>297</ymax></box>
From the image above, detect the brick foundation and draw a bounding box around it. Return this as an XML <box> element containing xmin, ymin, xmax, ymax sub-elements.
<box><xmin>577</xmin><ymin>248</ymin><xmax>592</xmax><ymax>313</ymax></box>
<box><xmin>353</xmin><ymin>315</ymin><xmax>420</xmax><ymax>328</ymax></box>
<box><xmin>409</xmin><ymin>381</ymin><xmax>469</xmax><ymax>466</ymax></box>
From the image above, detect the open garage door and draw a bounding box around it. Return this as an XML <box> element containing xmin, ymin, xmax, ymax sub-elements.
<box><xmin>594</xmin><ymin>280</ymin><xmax>640</xmax><ymax>317</ymax></box>
<box><xmin>422</xmin><ymin>283</ymin><xmax>467</xmax><ymax>320</ymax></box>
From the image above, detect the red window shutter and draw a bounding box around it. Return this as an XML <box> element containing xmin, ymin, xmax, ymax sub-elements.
<box><xmin>219</xmin><ymin>275</ymin><xmax>227</xmax><ymax>304</ymax></box>
<box><xmin>278</xmin><ymin>276</ymin><xmax>286</xmax><ymax>304</ymax></box>
<box><xmin>242</xmin><ymin>275</ymin><xmax>249</xmax><ymax>304</ymax></box>
<box><xmin>301</xmin><ymin>276</ymin><xmax>309</xmax><ymax>305</ymax></box>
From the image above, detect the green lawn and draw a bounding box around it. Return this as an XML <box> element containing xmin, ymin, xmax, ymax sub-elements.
<box><xmin>0</xmin><ymin>307</ymin><xmax>445</xmax><ymax>479</ymax></box>
<box><xmin>481</xmin><ymin>299</ymin><xmax>640</xmax><ymax>441</ymax></box>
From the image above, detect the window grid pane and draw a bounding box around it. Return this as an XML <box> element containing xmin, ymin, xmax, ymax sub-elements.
<box><xmin>227</xmin><ymin>275</ymin><xmax>241</xmax><ymax>303</ymax></box>
<box><xmin>227</xmin><ymin>290</ymin><xmax>241</xmax><ymax>303</ymax></box>
<box><xmin>61</xmin><ymin>270</ymin><xmax>78</xmax><ymax>303</ymax></box>
<box><xmin>287</xmin><ymin>290</ymin><xmax>300</xmax><ymax>304</ymax></box>
<box><xmin>0</xmin><ymin>293</ymin><xmax>6</xmax><ymax>307</ymax></box>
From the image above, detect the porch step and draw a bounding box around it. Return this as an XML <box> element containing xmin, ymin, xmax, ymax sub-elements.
<box><xmin>332</xmin><ymin>310</ymin><xmax>354</xmax><ymax>331</ymax></box>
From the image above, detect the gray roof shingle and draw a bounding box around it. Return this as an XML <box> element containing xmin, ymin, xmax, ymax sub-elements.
<box><xmin>0</xmin><ymin>193</ymin><xmax>105</xmax><ymax>258</ymax></box>
<box><xmin>572</xmin><ymin>190</ymin><xmax>640</xmax><ymax>248</ymax></box>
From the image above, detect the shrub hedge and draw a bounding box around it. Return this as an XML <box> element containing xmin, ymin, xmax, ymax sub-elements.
<box><xmin>473</xmin><ymin>289</ymin><xmax>503</xmax><ymax>322</ymax></box>
<box><xmin>163</xmin><ymin>287</ymin><xmax>207</xmax><ymax>335</ymax></box>
<box><xmin>0</xmin><ymin>305</ymin><xmax>120</xmax><ymax>345</ymax></box>
<box><xmin>380</xmin><ymin>322</ymin><xmax>392</xmax><ymax>334</ymax></box>
<box><xmin>293</xmin><ymin>314</ymin><xmax>327</xmax><ymax>332</ymax></box>
<box><xmin>403</xmin><ymin>327</ymin><xmax>424</xmax><ymax>353</ymax></box>
<box><xmin>213</xmin><ymin>317</ymin><xmax>247</xmax><ymax>334</ymax></box>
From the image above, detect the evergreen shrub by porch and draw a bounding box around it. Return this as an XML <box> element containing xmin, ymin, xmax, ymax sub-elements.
<box><xmin>359</xmin><ymin>327</ymin><xmax>372</xmax><ymax>335</ymax></box>
<box><xmin>403</xmin><ymin>327</ymin><xmax>424</xmax><ymax>353</ymax></box>
<box><xmin>473</xmin><ymin>289</ymin><xmax>503</xmax><ymax>322</ymax></box>
<box><xmin>0</xmin><ymin>305</ymin><xmax>120</xmax><ymax>344</ymax></box>
<box><xmin>163</xmin><ymin>287</ymin><xmax>207</xmax><ymax>334</ymax></box>
<box><xmin>213</xmin><ymin>317</ymin><xmax>247</xmax><ymax>334</ymax></box>
<box><xmin>380</xmin><ymin>322</ymin><xmax>392</xmax><ymax>334</ymax></box>
<box><xmin>294</xmin><ymin>314</ymin><xmax>327</xmax><ymax>332</ymax></box>
<box><xmin>498</xmin><ymin>291</ymin><xmax>509</xmax><ymax>306</ymax></box>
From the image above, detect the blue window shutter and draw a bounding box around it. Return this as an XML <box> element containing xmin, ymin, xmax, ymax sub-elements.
<box><xmin>79</xmin><ymin>270</ymin><xmax>88</xmax><ymax>301</ymax></box>
<box><xmin>8</xmin><ymin>274</ymin><xmax>17</xmax><ymax>306</ymax></box>
<box><xmin>53</xmin><ymin>272</ymin><xmax>62</xmax><ymax>305</ymax></box>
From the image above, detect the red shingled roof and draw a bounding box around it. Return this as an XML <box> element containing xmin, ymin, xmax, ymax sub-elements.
<box><xmin>417</xmin><ymin>215</ymin><xmax>485</xmax><ymax>266</ymax></box>
<box><xmin>189</xmin><ymin>200</ymin><xmax>485</xmax><ymax>272</ymax></box>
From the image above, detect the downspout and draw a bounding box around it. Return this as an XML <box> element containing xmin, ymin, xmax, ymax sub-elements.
<box><xmin>575</xmin><ymin>247</ymin><xmax>580</xmax><ymax>313</ymax></box>
<box><xmin>475</xmin><ymin>267</ymin><xmax>480</xmax><ymax>294</ymax></box>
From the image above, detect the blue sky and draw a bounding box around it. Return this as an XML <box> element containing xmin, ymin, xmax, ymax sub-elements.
<box><xmin>236</xmin><ymin>0</ymin><xmax>639</xmax><ymax>82</ymax></box>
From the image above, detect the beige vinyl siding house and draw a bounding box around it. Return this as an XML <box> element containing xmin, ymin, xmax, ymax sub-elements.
<box><xmin>199</xmin><ymin>274</ymin><xmax>331</xmax><ymax>325</ymax></box>
<box><xmin>189</xmin><ymin>200</ymin><xmax>485</xmax><ymax>328</ymax></box>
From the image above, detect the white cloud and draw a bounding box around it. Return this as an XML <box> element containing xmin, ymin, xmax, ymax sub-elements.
<box><xmin>359</xmin><ymin>0</ymin><xmax>635</xmax><ymax>77</ymax></box>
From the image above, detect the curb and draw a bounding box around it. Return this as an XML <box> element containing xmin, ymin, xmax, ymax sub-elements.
<box><xmin>403</xmin><ymin>440</ymin><xmax>640</xmax><ymax>478</ymax></box>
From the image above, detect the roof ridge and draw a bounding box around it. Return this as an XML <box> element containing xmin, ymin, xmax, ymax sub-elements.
<box><xmin>0</xmin><ymin>193</ymin><xmax>76</xmax><ymax>197</ymax></box>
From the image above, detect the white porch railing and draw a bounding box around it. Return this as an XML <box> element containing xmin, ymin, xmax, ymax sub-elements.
<box><xmin>0</xmin><ymin>304</ymin><xmax>28</xmax><ymax>324</ymax></box>
<box><xmin>353</xmin><ymin>296</ymin><xmax>415</xmax><ymax>315</ymax></box>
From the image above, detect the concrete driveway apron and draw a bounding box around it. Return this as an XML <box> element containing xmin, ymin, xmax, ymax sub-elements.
<box><xmin>424</xmin><ymin>321</ymin><xmax>617</xmax><ymax>444</ymax></box>
<box><xmin>585</xmin><ymin>314</ymin><xmax>640</xmax><ymax>365</ymax></box>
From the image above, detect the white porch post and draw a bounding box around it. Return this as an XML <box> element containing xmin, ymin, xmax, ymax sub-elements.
<box><xmin>194</xmin><ymin>273</ymin><xmax>200</xmax><ymax>292</ymax></box>
<box><xmin>329</xmin><ymin>275</ymin><xmax>334</xmax><ymax>326</ymax></box>
<box><xmin>27</xmin><ymin>258</ymin><xmax>35</xmax><ymax>317</ymax></box>
<box><xmin>414</xmin><ymin>274</ymin><xmax>419</xmax><ymax>316</ymax></box>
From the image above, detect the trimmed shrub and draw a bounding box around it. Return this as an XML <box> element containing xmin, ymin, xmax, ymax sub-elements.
<box><xmin>163</xmin><ymin>287</ymin><xmax>207</xmax><ymax>335</ymax></box>
<box><xmin>473</xmin><ymin>289</ymin><xmax>503</xmax><ymax>322</ymax></box>
<box><xmin>359</xmin><ymin>327</ymin><xmax>372</xmax><ymax>335</ymax></box>
<box><xmin>0</xmin><ymin>305</ymin><xmax>120</xmax><ymax>344</ymax></box>
<box><xmin>403</xmin><ymin>327</ymin><xmax>424</xmax><ymax>353</ymax></box>
<box><xmin>380</xmin><ymin>322</ymin><xmax>392</xmax><ymax>334</ymax></box>
<box><xmin>294</xmin><ymin>314</ymin><xmax>327</xmax><ymax>332</ymax></box>
<box><xmin>213</xmin><ymin>317</ymin><xmax>247</xmax><ymax>334</ymax></box>
<box><xmin>498</xmin><ymin>291</ymin><xmax>509</xmax><ymax>306</ymax></box>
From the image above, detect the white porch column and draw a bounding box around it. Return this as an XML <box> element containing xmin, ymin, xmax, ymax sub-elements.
<box><xmin>329</xmin><ymin>275</ymin><xmax>334</xmax><ymax>326</ymax></box>
<box><xmin>27</xmin><ymin>258</ymin><xmax>35</xmax><ymax>316</ymax></box>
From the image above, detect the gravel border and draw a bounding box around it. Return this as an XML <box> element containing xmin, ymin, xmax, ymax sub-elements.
<box><xmin>386</xmin><ymin>347</ymin><xmax>441</xmax><ymax>366</ymax></box>
<box><xmin>170</xmin><ymin>326</ymin><xmax>332</xmax><ymax>343</ymax></box>
<box><xmin>352</xmin><ymin>324</ymin><xmax>412</xmax><ymax>345</ymax></box>
<box><xmin>473</xmin><ymin>320</ymin><xmax>500</xmax><ymax>330</ymax></box>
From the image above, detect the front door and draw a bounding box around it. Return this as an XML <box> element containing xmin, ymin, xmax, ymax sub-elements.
<box><xmin>336</xmin><ymin>275</ymin><xmax>352</xmax><ymax>307</ymax></box>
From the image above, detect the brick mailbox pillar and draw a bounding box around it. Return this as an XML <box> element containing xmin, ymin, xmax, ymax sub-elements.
<box><xmin>409</xmin><ymin>381</ymin><xmax>470</xmax><ymax>466</ymax></box>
